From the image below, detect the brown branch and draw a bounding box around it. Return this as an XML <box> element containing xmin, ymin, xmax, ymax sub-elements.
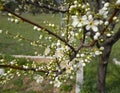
<box><xmin>0</xmin><ymin>64</ymin><xmax>48</xmax><ymax>73</ymax></box>
<box><xmin>3</xmin><ymin>6</ymin><xmax>75</xmax><ymax>53</ymax></box>
<box><xmin>66</xmin><ymin>5</ymin><xmax>70</xmax><ymax>41</ymax></box>
<box><xmin>103</xmin><ymin>28</ymin><xmax>120</xmax><ymax>45</ymax></box>
<box><xmin>101</xmin><ymin>8</ymin><xmax>119</xmax><ymax>35</ymax></box>
<box><xmin>25</xmin><ymin>1</ymin><xmax>68</xmax><ymax>13</ymax></box>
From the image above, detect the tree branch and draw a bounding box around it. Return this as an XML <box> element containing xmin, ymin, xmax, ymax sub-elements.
<box><xmin>25</xmin><ymin>1</ymin><xmax>68</xmax><ymax>13</ymax></box>
<box><xmin>3</xmin><ymin>6</ymin><xmax>75</xmax><ymax>53</ymax></box>
<box><xmin>0</xmin><ymin>64</ymin><xmax>48</xmax><ymax>73</ymax></box>
<box><xmin>103</xmin><ymin>28</ymin><xmax>120</xmax><ymax>45</ymax></box>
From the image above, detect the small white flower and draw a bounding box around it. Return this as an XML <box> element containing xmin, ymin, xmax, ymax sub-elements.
<box><xmin>56</xmin><ymin>40</ymin><xmax>61</xmax><ymax>46</ymax></box>
<box><xmin>93</xmin><ymin>32</ymin><xmax>100</xmax><ymax>40</ymax></box>
<box><xmin>10</xmin><ymin>61</ymin><xmax>14</xmax><ymax>65</ymax></box>
<box><xmin>104</xmin><ymin>2</ymin><xmax>110</xmax><ymax>7</ymax></box>
<box><xmin>33</xmin><ymin>26</ymin><xmax>38</xmax><ymax>30</ymax></box>
<box><xmin>70</xmin><ymin>76</ymin><xmax>74</xmax><ymax>79</ymax></box>
<box><xmin>82</xmin><ymin>62</ymin><xmax>86</xmax><ymax>66</ymax></box>
<box><xmin>37</xmin><ymin>28</ymin><xmax>41</xmax><ymax>31</ymax></box>
<box><xmin>72</xmin><ymin>16</ymin><xmax>79</xmax><ymax>27</ymax></box>
<box><xmin>81</xmin><ymin>54</ymin><xmax>85</xmax><ymax>57</ymax></box>
<box><xmin>99</xmin><ymin>20</ymin><xmax>103</xmax><ymax>25</ymax></box>
<box><xmin>74</xmin><ymin>1</ymin><xmax>78</xmax><ymax>4</ymax></box>
<box><xmin>85</xmin><ymin>15</ymin><xmax>99</xmax><ymax>32</ymax></box>
<box><xmin>100</xmin><ymin>47</ymin><xmax>104</xmax><ymax>50</ymax></box>
<box><xmin>15</xmin><ymin>19</ymin><xmax>19</xmax><ymax>23</ymax></box>
<box><xmin>0</xmin><ymin>30</ymin><xmax>2</xmax><ymax>33</ymax></box>
<box><xmin>54</xmin><ymin>77</ymin><xmax>61</xmax><ymax>87</ymax></box>
<box><xmin>0</xmin><ymin>69</ymin><xmax>4</xmax><ymax>75</ymax></box>
<box><xmin>34</xmin><ymin>75</ymin><xmax>43</xmax><ymax>83</ymax></box>
<box><xmin>106</xmin><ymin>33</ymin><xmax>112</xmax><ymax>37</ymax></box>
<box><xmin>23</xmin><ymin>65</ymin><xmax>28</xmax><ymax>69</ymax></box>
<box><xmin>55</xmin><ymin>48</ymin><xmax>64</xmax><ymax>58</ymax></box>
<box><xmin>95</xmin><ymin>51</ymin><xmax>102</xmax><ymax>55</ymax></box>
<box><xmin>76</xmin><ymin>54</ymin><xmax>80</xmax><ymax>57</ymax></box>
<box><xmin>44</xmin><ymin>46</ymin><xmax>50</xmax><ymax>56</ymax></box>
<box><xmin>10</xmin><ymin>18</ymin><xmax>14</xmax><ymax>22</ymax></box>
<box><xmin>104</xmin><ymin>21</ymin><xmax>109</xmax><ymax>25</ymax></box>
<box><xmin>50</xmin><ymin>81</ymin><xmax>53</xmax><ymax>84</ymax></box>
<box><xmin>8</xmin><ymin>13</ymin><xmax>12</xmax><ymax>16</ymax></box>
<box><xmin>72</xmin><ymin>15</ymin><xmax>87</xmax><ymax>27</ymax></box>
<box><xmin>113</xmin><ymin>16</ymin><xmax>117</xmax><ymax>21</ymax></box>
<box><xmin>94</xmin><ymin>35</ymin><xmax>98</xmax><ymax>40</ymax></box>
<box><xmin>96</xmin><ymin>32</ymin><xmax>101</xmax><ymax>37</ymax></box>
<box><xmin>99</xmin><ymin>8</ymin><xmax>108</xmax><ymax>18</ymax></box>
<box><xmin>116</xmin><ymin>0</ymin><xmax>120</xmax><ymax>5</ymax></box>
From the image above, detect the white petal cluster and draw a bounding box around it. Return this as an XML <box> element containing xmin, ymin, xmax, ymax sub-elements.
<box><xmin>0</xmin><ymin>69</ymin><xmax>4</xmax><ymax>75</ymax></box>
<box><xmin>93</xmin><ymin>32</ymin><xmax>101</xmax><ymax>40</ymax></box>
<box><xmin>44</xmin><ymin>46</ymin><xmax>50</xmax><ymax>56</ymax></box>
<box><xmin>116</xmin><ymin>0</ymin><xmax>120</xmax><ymax>5</ymax></box>
<box><xmin>85</xmin><ymin>15</ymin><xmax>99</xmax><ymax>32</ymax></box>
<box><xmin>99</xmin><ymin>3</ymin><xmax>109</xmax><ymax>18</ymax></box>
<box><xmin>72</xmin><ymin>15</ymin><xmax>87</xmax><ymax>27</ymax></box>
<box><xmin>54</xmin><ymin>77</ymin><xmax>61</xmax><ymax>87</ymax></box>
<box><xmin>95</xmin><ymin>50</ymin><xmax>102</xmax><ymax>55</ymax></box>
<box><xmin>34</xmin><ymin>74</ymin><xmax>43</xmax><ymax>83</ymax></box>
<box><xmin>0</xmin><ymin>30</ymin><xmax>2</xmax><ymax>33</ymax></box>
<box><xmin>33</xmin><ymin>26</ymin><xmax>41</xmax><ymax>31</ymax></box>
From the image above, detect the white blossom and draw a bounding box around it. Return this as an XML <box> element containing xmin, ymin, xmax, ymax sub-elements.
<box><xmin>100</xmin><ymin>47</ymin><xmax>104</xmax><ymax>50</ymax></box>
<box><xmin>85</xmin><ymin>15</ymin><xmax>99</xmax><ymax>32</ymax></box>
<box><xmin>113</xmin><ymin>16</ymin><xmax>117</xmax><ymax>21</ymax></box>
<box><xmin>104</xmin><ymin>21</ymin><xmax>109</xmax><ymax>25</ymax></box>
<box><xmin>116</xmin><ymin>0</ymin><xmax>120</xmax><ymax>5</ymax></box>
<box><xmin>44</xmin><ymin>46</ymin><xmax>50</xmax><ymax>56</ymax></box>
<box><xmin>99</xmin><ymin>20</ymin><xmax>103</xmax><ymax>25</ymax></box>
<box><xmin>33</xmin><ymin>26</ymin><xmax>38</xmax><ymax>30</ymax></box>
<box><xmin>34</xmin><ymin>75</ymin><xmax>43</xmax><ymax>83</ymax></box>
<box><xmin>93</xmin><ymin>32</ymin><xmax>100</xmax><ymax>40</ymax></box>
<box><xmin>94</xmin><ymin>35</ymin><xmax>98</xmax><ymax>40</ymax></box>
<box><xmin>55</xmin><ymin>48</ymin><xmax>64</xmax><ymax>58</ymax></box>
<box><xmin>82</xmin><ymin>62</ymin><xmax>86</xmax><ymax>66</ymax></box>
<box><xmin>0</xmin><ymin>30</ymin><xmax>2</xmax><ymax>33</ymax></box>
<box><xmin>0</xmin><ymin>69</ymin><xmax>4</xmax><ymax>75</ymax></box>
<box><xmin>95</xmin><ymin>51</ymin><xmax>102</xmax><ymax>55</ymax></box>
<box><xmin>104</xmin><ymin>2</ymin><xmax>110</xmax><ymax>7</ymax></box>
<box><xmin>99</xmin><ymin>5</ymin><xmax>109</xmax><ymax>18</ymax></box>
<box><xmin>106</xmin><ymin>33</ymin><xmax>112</xmax><ymax>37</ymax></box>
<box><xmin>81</xmin><ymin>54</ymin><xmax>85</xmax><ymax>57</ymax></box>
<box><xmin>54</xmin><ymin>77</ymin><xmax>61</xmax><ymax>87</ymax></box>
<box><xmin>14</xmin><ymin>19</ymin><xmax>19</xmax><ymax>23</ymax></box>
<box><xmin>72</xmin><ymin>15</ymin><xmax>87</xmax><ymax>27</ymax></box>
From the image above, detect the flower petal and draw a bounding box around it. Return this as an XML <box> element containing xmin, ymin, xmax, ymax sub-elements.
<box><xmin>92</xmin><ymin>26</ymin><xmax>98</xmax><ymax>32</ymax></box>
<box><xmin>72</xmin><ymin>16</ymin><xmax>79</xmax><ymax>27</ymax></box>
<box><xmin>86</xmin><ymin>25</ymin><xmax>91</xmax><ymax>30</ymax></box>
<box><xmin>94</xmin><ymin>20</ymin><xmax>99</xmax><ymax>25</ymax></box>
<box><xmin>88</xmin><ymin>15</ymin><xmax>93</xmax><ymax>20</ymax></box>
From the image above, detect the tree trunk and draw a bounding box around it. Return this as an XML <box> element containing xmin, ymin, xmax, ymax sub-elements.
<box><xmin>97</xmin><ymin>45</ymin><xmax>112</xmax><ymax>93</ymax></box>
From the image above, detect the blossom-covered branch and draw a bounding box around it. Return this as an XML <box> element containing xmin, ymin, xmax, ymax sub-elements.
<box><xmin>25</xmin><ymin>1</ymin><xmax>68</xmax><ymax>13</ymax></box>
<box><xmin>0</xmin><ymin>64</ymin><xmax>48</xmax><ymax>73</ymax></box>
<box><xmin>3</xmin><ymin>6</ymin><xmax>76</xmax><ymax>53</ymax></box>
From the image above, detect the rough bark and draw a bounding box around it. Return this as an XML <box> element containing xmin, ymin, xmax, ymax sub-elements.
<box><xmin>97</xmin><ymin>28</ymin><xmax>120</xmax><ymax>93</ymax></box>
<box><xmin>97</xmin><ymin>45</ymin><xmax>112</xmax><ymax>93</ymax></box>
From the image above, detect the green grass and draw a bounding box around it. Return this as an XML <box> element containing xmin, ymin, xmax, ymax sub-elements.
<box><xmin>0</xmin><ymin>13</ymin><xmax>60</xmax><ymax>55</ymax></box>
